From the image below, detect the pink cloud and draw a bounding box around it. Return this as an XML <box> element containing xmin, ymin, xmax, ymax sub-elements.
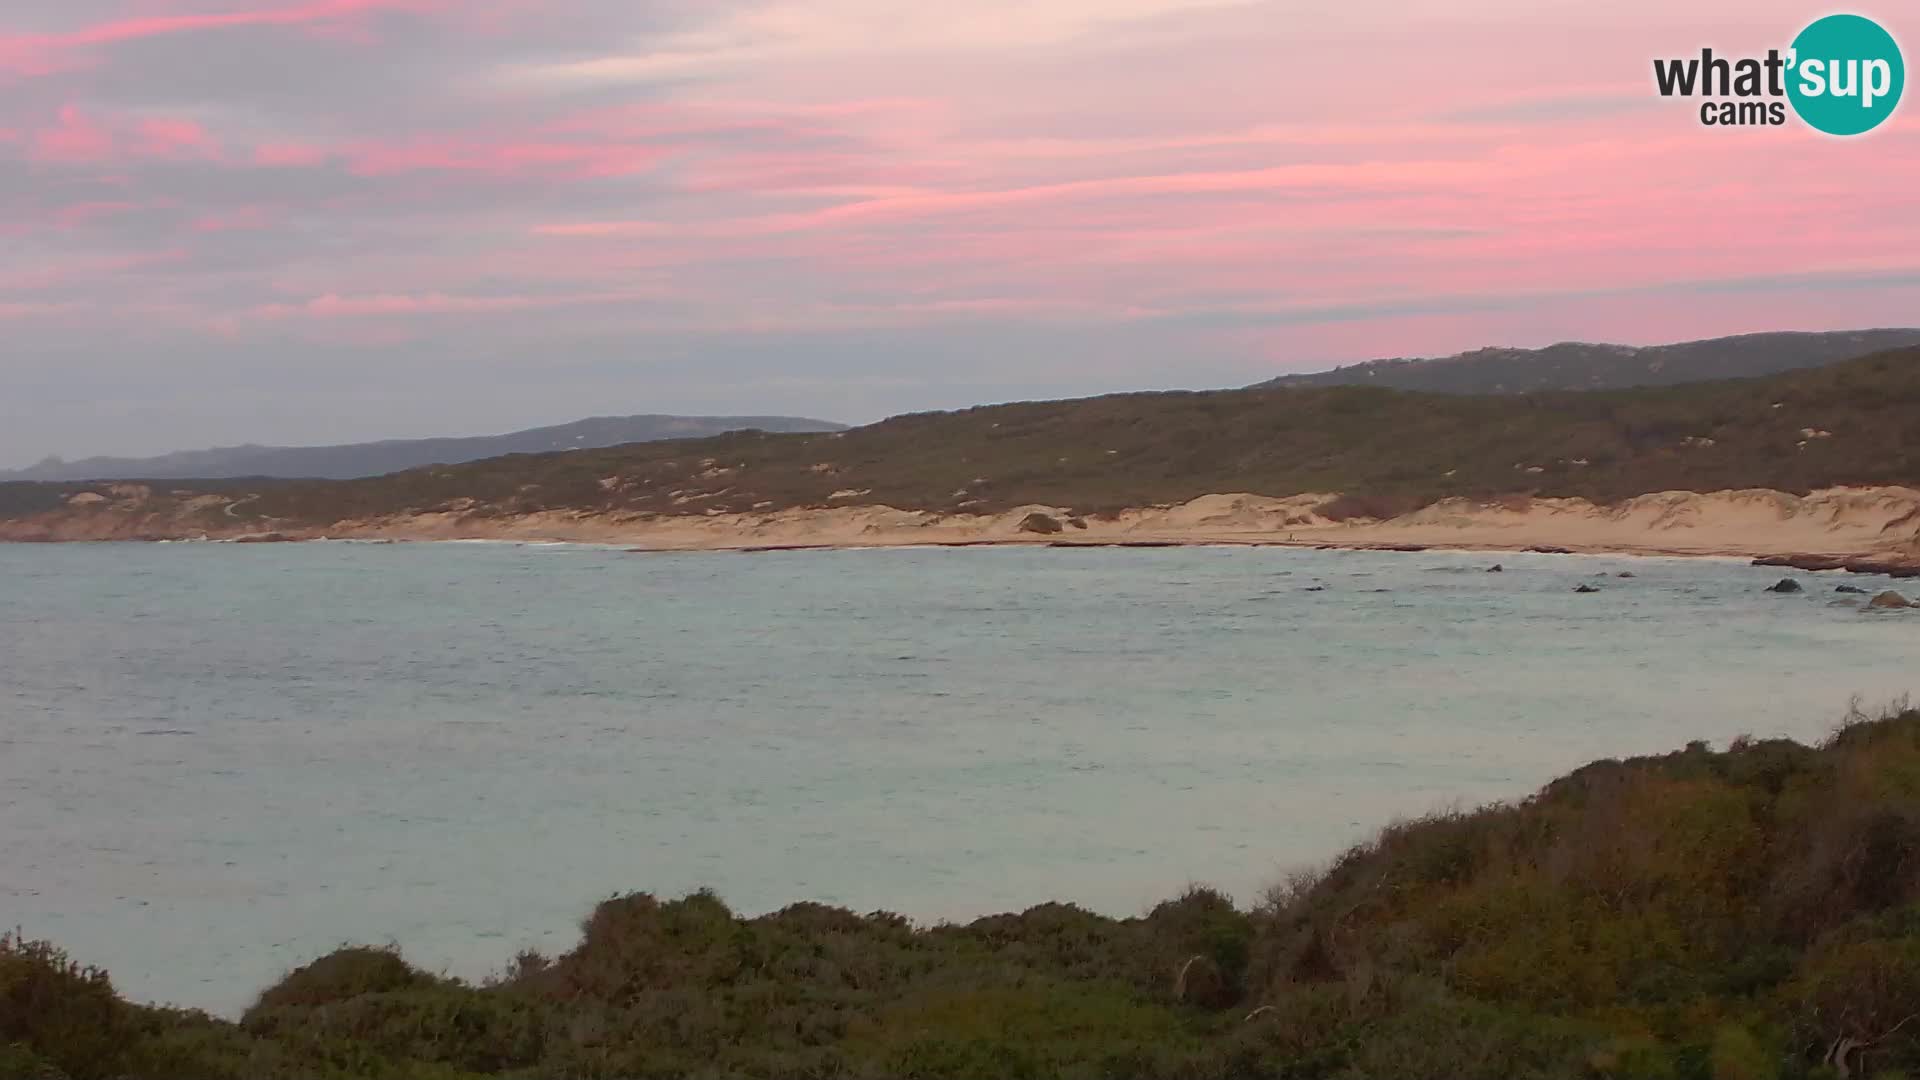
<box><xmin>194</xmin><ymin>206</ymin><xmax>275</xmax><ymax>232</ymax></box>
<box><xmin>245</xmin><ymin>287</ymin><xmax>671</xmax><ymax>322</ymax></box>
<box><xmin>0</xmin><ymin>250</ymin><xmax>191</xmax><ymax>292</ymax></box>
<box><xmin>253</xmin><ymin>142</ymin><xmax>331</xmax><ymax>168</ymax></box>
<box><xmin>0</xmin><ymin>301</ymin><xmax>81</xmax><ymax>320</ymax></box>
<box><xmin>512</xmin><ymin>97</ymin><xmax>1920</xmax><ymax>338</ymax></box>
<box><xmin>135</xmin><ymin>118</ymin><xmax>221</xmax><ymax>160</ymax></box>
<box><xmin>0</xmin><ymin>0</ymin><xmax>444</xmax><ymax>76</ymax></box>
<box><xmin>53</xmin><ymin>201</ymin><xmax>141</xmax><ymax>227</ymax></box>
<box><xmin>9</xmin><ymin>0</ymin><xmax>1920</xmax><ymax>375</ymax></box>
<box><xmin>305</xmin><ymin>292</ymin><xmax>542</xmax><ymax>316</ymax></box>
<box><xmin>31</xmin><ymin>106</ymin><xmax>115</xmax><ymax>164</ymax></box>
<box><xmin>530</xmin><ymin>156</ymin><xmax>1520</xmax><ymax>240</ymax></box>
<box><xmin>25</xmin><ymin>107</ymin><xmax>223</xmax><ymax>165</ymax></box>
<box><xmin>843</xmin><ymin>296</ymin><xmax>1157</xmax><ymax>319</ymax></box>
<box><xmin>242</xmin><ymin>292</ymin><xmax>531</xmax><ymax>322</ymax></box>
<box><xmin>346</xmin><ymin>136</ymin><xmax>669</xmax><ymax>179</ymax></box>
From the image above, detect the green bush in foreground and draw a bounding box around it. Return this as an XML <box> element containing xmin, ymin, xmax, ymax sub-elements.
<box><xmin>8</xmin><ymin>708</ymin><xmax>1920</xmax><ymax>1079</ymax></box>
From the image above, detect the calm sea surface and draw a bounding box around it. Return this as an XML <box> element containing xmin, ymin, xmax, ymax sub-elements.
<box><xmin>2</xmin><ymin>541</ymin><xmax>1914</xmax><ymax>1014</ymax></box>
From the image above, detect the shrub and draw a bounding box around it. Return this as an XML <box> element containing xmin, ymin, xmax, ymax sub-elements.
<box><xmin>1709</xmin><ymin>1024</ymin><xmax>1780</xmax><ymax>1080</ymax></box>
<box><xmin>1791</xmin><ymin>934</ymin><xmax>1920</xmax><ymax>1071</ymax></box>
<box><xmin>0</xmin><ymin>934</ymin><xmax>134</xmax><ymax>1080</ymax></box>
<box><xmin>0</xmin><ymin>1042</ymin><xmax>67</xmax><ymax>1080</ymax></box>
<box><xmin>245</xmin><ymin>946</ymin><xmax>435</xmax><ymax>1017</ymax></box>
<box><xmin>7</xmin><ymin>710</ymin><xmax>1920</xmax><ymax>1079</ymax></box>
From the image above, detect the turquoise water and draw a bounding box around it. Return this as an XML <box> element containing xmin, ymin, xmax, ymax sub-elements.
<box><xmin>1</xmin><ymin>541</ymin><xmax>1914</xmax><ymax>1015</ymax></box>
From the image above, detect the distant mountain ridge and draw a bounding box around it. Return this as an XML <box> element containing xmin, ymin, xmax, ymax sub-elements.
<box><xmin>3</xmin><ymin>414</ymin><xmax>848</xmax><ymax>482</ymax></box>
<box><xmin>1254</xmin><ymin>329</ymin><xmax>1920</xmax><ymax>394</ymax></box>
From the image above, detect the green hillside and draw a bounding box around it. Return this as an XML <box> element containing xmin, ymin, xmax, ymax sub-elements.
<box><xmin>1253</xmin><ymin>329</ymin><xmax>1920</xmax><ymax>394</ymax></box>
<box><xmin>5</xmin><ymin>346</ymin><xmax>1920</xmax><ymax>528</ymax></box>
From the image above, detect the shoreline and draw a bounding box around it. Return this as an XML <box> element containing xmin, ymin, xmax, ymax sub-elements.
<box><xmin>14</xmin><ymin>708</ymin><xmax>1920</xmax><ymax>1077</ymax></box>
<box><xmin>5</xmin><ymin>486</ymin><xmax>1919</xmax><ymax>573</ymax></box>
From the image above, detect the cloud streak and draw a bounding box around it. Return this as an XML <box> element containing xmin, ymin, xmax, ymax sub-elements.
<box><xmin>0</xmin><ymin>0</ymin><xmax>444</xmax><ymax>76</ymax></box>
<box><xmin>0</xmin><ymin>0</ymin><xmax>1916</xmax><ymax>464</ymax></box>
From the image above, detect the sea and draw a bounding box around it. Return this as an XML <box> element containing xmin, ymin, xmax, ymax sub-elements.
<box><xmin>1</xmin><ymin>540</ymin><xmax>1913</xmax><ymax>1015</ymax></box>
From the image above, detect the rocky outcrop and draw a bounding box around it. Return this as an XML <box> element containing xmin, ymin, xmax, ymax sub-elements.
<box><xmin>1016</xmin><ymin>512</ymin><xmax>1064</xmax><ymax>535</ymax></box>
<box><xmin>1751</xmin><ymin>554</ymin><xmax>1920</xmax><ymax>578</ymax></box>
<box><xmin>1754</xmin><ymin>554</ymin><xmax>1848</xmax><ymax>572</ymax></box>
<box><xmin>1766</xmin><ymin>579</ymin><xmax>1804</xmax><ymax>594</ymax></box>
<box><xmin>1868</xmin><ymin>591</ymin><xmax>1914</xmax><ymax>610</ymax></box>
<box><xmin>1842</xmin><ymin>559</ymin><xmax>1920</xmax><ymax>580</ymax></box>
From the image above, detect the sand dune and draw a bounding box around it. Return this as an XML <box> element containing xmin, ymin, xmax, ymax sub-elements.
<box><xmin>8</xmin><ymin>485</ymin><xmax>1916</xmax><ymax>568</ymax></box>
<box><xmin>323</xmin><ymin>486</ymin><xmax>1920</xmax><ymax>562</ymax></box>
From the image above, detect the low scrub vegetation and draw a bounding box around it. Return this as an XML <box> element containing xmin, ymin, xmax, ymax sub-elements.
<box><xmin>6</xmin><ymin>346</ymin><xmax>1918</xmax><ymax>529</ymax></box>
<box><xmin>10</xmin><ymin>706</ymin><xmax>1920</xmax><ymax>1078</ymax></box>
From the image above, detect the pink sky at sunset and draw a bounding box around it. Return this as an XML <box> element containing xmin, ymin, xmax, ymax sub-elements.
<box><xmin>1</xmin><ymin>0</ymin><xmax>1916</xmax><ymax>462</ymax></box>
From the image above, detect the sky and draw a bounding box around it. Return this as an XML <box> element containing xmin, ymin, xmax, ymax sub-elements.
<box><xmin>2</xmin><ymin>0</ymin><xmax>1918</xmax><ymax>465</ymax></box>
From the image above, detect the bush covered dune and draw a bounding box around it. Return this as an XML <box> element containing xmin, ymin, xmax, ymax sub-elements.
<box><xmin>10</xmin><ymin>707</ymin><xmax>1920</xmax><ymax>1079</ymax></box>
<box><xmin>5</xmin><ymin>345</ymin><xmax>1920</xmax><ymax>532</ymax></box>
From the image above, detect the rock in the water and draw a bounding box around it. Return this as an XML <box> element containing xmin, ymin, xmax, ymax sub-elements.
<box><xmin>1754</xmin><ymin>554</ymin><xmax>1847</xmax><ymax>572</ymax></box>
<box><xmin>1617</xmin><ymin>572</ymin><xmax>1636</xmax><ymax>579</ymax></box>
<box><xmin>1574</xmin><ymin>584</ymin><xmax>1601</xmax><ymax>593</ymax></box>
<box><xmin>1765</xmin><ymin>578</ymin><xmax>1803</xmax><ymax>594</ymax></box>
<box><xmin>1529</xmin><ymin>545</ymin><xmax>1573</xmax><ymax>555</ymax></box>
<box><xmin>1836</xmin><ymin>584</ymin><xmax>1869</xmax><ymax>595</ymax></box>
<box><xmin>1868</xmin><ymin>591</ymin><xmax>1914</xmax><ymax>609</ymax></box>
<box><xmin>1016</xmin><ymin>512</ymin><xmax>1063</xmax><ymax>535</ymax></box>
<box><xmin>1842</xmin><ymin>559</ymin><xmax>1920</xmax><ymax>579</ymax></box>
<box><xmin>1486</xmin><ymin>564</ymin><xmax>1503</xmax><ymax>573</ymax></box>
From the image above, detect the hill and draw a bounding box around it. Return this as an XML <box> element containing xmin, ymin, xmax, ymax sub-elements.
<box><xmin>9</xmin><ymin>704</ymin><xmax>1920</xmax><ymax>1079</ymax></box>
<box><xmin>1253</xmin><ymin>328</ymin><xmax>1920</xmax><ymax>395</ymax></box>
<box><xmin>0</xmin><ymin>414</ymin><xmax>847</xmax><ymax>482</ymax></box>
<box><xmin>3</xmin><ymin>345</ymin><xmax>1919</xmax><ymax>546</ymax></box>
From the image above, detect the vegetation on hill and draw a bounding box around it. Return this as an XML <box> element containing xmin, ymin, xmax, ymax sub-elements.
<box><xmin>0</xmin><ymin>415</ymin><xmax>847</xmax><ymax>483</ymax></box>
<box><xmin>1252</xmin><ymin>329</ymin><xmax>1920</xmax><ymax>395</ymax></box>
<box><xmin>3</xmin><ymin>346</ymin><xmax>1919</xmax><ymax>531</ymax></box>
<box><xmin>8</xmin><ymin>705</ymin><xmax>1920</xmax><ymax>1079</ymax></box>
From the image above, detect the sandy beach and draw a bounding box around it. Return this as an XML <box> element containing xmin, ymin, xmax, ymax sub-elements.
<box><xmin>9</xmin><ymin>485</ymin><xmax>1919</xmax><ymax>570</ymax></box>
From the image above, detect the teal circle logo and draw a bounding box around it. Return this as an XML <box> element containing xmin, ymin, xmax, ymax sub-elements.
<box><xmin>1787</xmin><ymin>14</ymin><xmax>1904</xmax><ymax>135</ymax></box>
